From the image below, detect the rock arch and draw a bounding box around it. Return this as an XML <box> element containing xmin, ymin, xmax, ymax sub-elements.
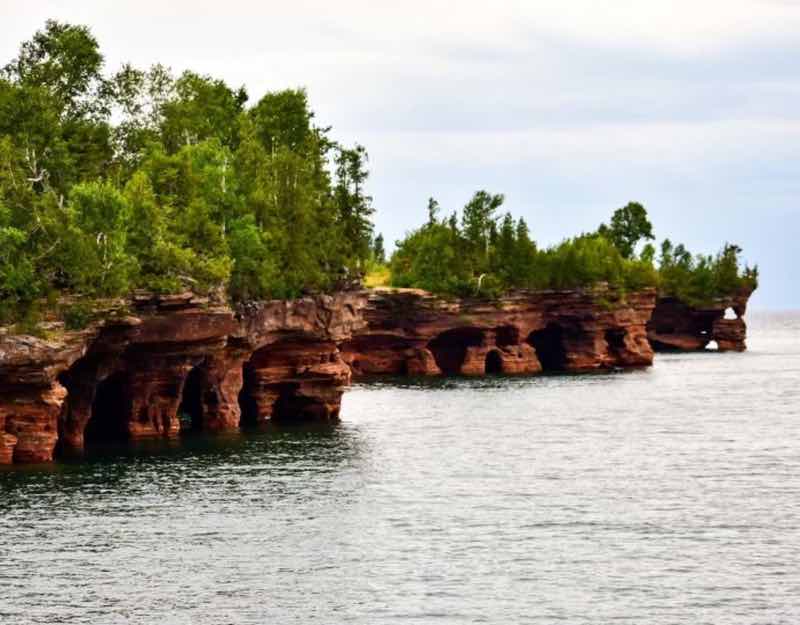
<box><xmin>238</xmin><ymin>334</ymin><xmax>350</xmax><ymax>425</ymax></box>
<box><xmin>428</xmin><ymin>327</ymin><xmax>485</xmax><ymax>375</ymax></box>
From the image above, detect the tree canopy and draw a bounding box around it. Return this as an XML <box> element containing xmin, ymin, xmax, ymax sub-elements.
<box><xmin>0</xmin><ymin>21</ymin><xmax>375</xmax><ymax>325</ymax></box>
<box><xmin>0</xmin><ymin>21</ymin><xmax>758</xmax><ymax>329</ymax></box>
<box><xmin>389</xmin><ymin>193</ymin><xmax>757</xmax><ymax>303</ymax></box>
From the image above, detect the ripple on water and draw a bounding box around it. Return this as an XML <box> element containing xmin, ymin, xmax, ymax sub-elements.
<box><xmin>1</xmin><ymin>313</ymin><xmax>800</xmax><ymax>624</ymax></box>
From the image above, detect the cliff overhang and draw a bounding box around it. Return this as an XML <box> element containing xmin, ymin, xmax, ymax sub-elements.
<box><xmin>1</xmin><ymin>283</ymin><xmax>754</xmax><ymax>465</ymax></box>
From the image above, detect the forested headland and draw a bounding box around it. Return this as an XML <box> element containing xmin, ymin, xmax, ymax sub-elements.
<box><xmin>0</xmin><ymin>21</ymin><xmax>757</xmax><ymax>333</ymax></box>
<box><xmin>0</xmin><ymin>21</ymin><xmax>375</xmax><ymax>330</ymax></box>
<box><xmin>389</xmin><ymin>195</ymin><xmax>758</xmax><ymax>304</ymax></box>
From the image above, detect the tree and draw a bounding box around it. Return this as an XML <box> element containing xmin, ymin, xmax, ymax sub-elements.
<box><xmin>160</xmin><ymin>71</ymin><xmax>247</xmax><ymax>152</ymax></box>
<box><xmin>426</xmin><ymin>197</ymin><xmax>440</xmax><ymax>226</ymax></box>
<box><xmin>248</xmin><ymin>88</ymin><xmax>313</xmax><ymax>153</ymax></box>
<box><xmin>3</xmin><ymin>20</ymin><xmax>106</xmax><ymax>119</ymax></box>
<box><xmin>372</xmin><ymin>233</ymin><xmax>386</xmax><ymax>264</ymax></box>
<box><xmin>108</xmin><ymin>63</ymin><xmax>174</xmax><ymax>168</ymax></box>
<box><xmin>461</xmin><ymin>190</ymin><xmax>504</xmax><ymax>269</ymax></box>
<box><xmin>494</xmin><ymin>212</ymin><xmax>516</xmax><ymax>280</ymax></box>
<box><xmin>62</xmin><ymin>181</ymin><xmax>134</xmax><ymax>295</ymax></box>
<box><xmin>598</xmin><ymin>201</ymin><xmax>654</xmax><ymax>259</ymax></box>
<box><xmin>334</xmin><ymin>144</ymin><xmax>374</xmax><ymax>269</ymax></box>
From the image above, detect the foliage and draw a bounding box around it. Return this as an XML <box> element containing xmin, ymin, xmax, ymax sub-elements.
<box><xmin>658</xmin><ymin>240</ymin><xmax>758</xmax><ymax>306</ymax></box>
<box><xmin>597</xmin><ymin>202</ymin><xmax>654</xmax><ymax>259</ymax></box>
<box><xmin>0</xmin><ymin>21</ymin><xmax>757</xmax><ymax>331</ymax></box>
<box><xmin>390</xmin><ymin>193</ymin><xmax>753</xmax><ymax>304</ymax></box>
<box><xmin>0</xmin><ymin>21</ymin><xmax>377</xmax><ymax>327</ymax></box>
<box><xmin>372</xmin><ymin>233</ymin><xmax>386</xmax><ymax>264</ymax></box>
<box><xmin>62</xmin><ymin>301</ymin><xmax>94</xmax><ymax>330</ymax></box>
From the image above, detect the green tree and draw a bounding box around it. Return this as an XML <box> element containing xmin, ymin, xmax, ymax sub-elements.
<box><xmin>3</xmin><ymin>20</ymin><xmax>106</xmax><ymax>119</ymax></box>
<box><xmin>372</xmin><ymin>233</ymin><xmax>386</xmax><ymax>264</ymax></box>
<box><xmin>427</xmin><ymin>197</ymin><xmax>440</xmax><ymax>226</ymax></box>
<box><xmin>61</xmin><ymin>181</ymin><xmax>134</xmax><ymax>295</ymax></box>
<box><xmin>334</xmin><ymin>144</ymin><xmax>374</xmax><ymax>269</ymax></box>
<box><xmin>160</xmin><ymin>71</ymin><xmax>247</xmax><ymax>152</ymax></box>
<box><xmin>462</xmin><ymin>190</ymin><xmax>504</xmax><ymax>270</ymax></box>
<box><xmin>598</xmin><ymin>201</ymin><xmax>654</xmax><ymax>259</ymax></box>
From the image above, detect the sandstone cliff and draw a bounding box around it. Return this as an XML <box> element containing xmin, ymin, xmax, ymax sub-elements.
<box><xmin>0</xmin><ymin>292</ymin><xmax>366</xmax><ymax>464</ymax></box>
<box><xmin>0</xmin><ymin>285</ymin><xmax>659</xmax><ymax>465</ymax></box>
<box><xmin>341</xmin><ymin>286</ymin><xmax>656</xmax><ymax>378</ymax></box>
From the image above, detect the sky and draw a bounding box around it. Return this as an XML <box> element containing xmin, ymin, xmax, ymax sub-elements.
<box><xmin>2</xmin><ymin>0</ymin><xmax>798</xmax><ymax>309</ymax></box>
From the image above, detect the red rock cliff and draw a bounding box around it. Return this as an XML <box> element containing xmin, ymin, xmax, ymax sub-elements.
<box><xmin>0</xmin><ymin>292</ymin><xmax>366</xmax><ymax>464</ymax></box>
<box><xmin>0</xmin><ymin>285</ymin><xmax>657</xmax><ymax>465</ymax></box>
<box><xmin>341</xmin><ymin>286</ymin><xmax>656</xmax><ymax>378</ymax></box>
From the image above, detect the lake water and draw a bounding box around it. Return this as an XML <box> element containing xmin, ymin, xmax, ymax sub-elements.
<box><xmin>1</xmin><ymin>312</ymin><xmax>798</xmax><ymax>624</ymax></box>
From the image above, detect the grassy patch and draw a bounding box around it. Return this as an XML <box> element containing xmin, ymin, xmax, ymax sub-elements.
<box><xmin>364</xmin><ymin>265</ymin><xmax>391</xmax><ymax>288</ymax></box>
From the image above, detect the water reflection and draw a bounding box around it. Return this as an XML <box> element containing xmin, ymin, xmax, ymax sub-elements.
<box><xmin>0</xmin><ymin>421</ymin><xmax>367</xmax><ymax>509</ymax></box>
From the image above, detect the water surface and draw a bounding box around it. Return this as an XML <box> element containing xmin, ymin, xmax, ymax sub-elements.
<box><xmin>2</xmin><ymin>312</ymin><xmax>798</xmax><ymax>624</ymax></box>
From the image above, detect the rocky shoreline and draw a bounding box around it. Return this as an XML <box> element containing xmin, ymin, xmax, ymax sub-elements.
<box><xmin>0</xmin><ymin>286</ymin><xmax>752</xmax><ymax>465</ymax></box>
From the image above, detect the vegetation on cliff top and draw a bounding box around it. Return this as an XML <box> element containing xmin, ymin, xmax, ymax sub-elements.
<box><xmin>0</xmin><ymin>21</ymin><xmax>374</xmax><ymax>325</ymax></box>
<box><xmin>388</xmin><ymin>195</ymin><xmax>758</xmax><ymax>304</ymax></box>
<box><xmin>0</xmin><ymin>21</ymin><xmax>757</xmax><ymax>328</ymax></box>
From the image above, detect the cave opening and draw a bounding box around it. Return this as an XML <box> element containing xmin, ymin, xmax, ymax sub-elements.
<box><xmin>428</xmin><ymin>327</ymin><xmax>485</xmax><ymax>375</ymax></box>
<box><xmin>178</xmin><ymin>365</ymin><xmax>207</xmax><ymax>432</ymax></box>
<box><xmin>238</xmin><ymin>363</ymin><xmax>259</xmax><ymax>428</ymax></box>
<box><xmin>85</xmin><ymin>372</ymin><xmax>130</xmax><ymax>444</ymax></box>
<box><xmin>485</xmin><ymin>350</ymin><xmax>503</xmax><ymax>374</ymax></box>
<box><xmin>605</xmin><ymin>328</ymin><xmax>627</xmax><ymax>356</ymax></box>
<box><xmin>528</xmin><ymin>324</ymin><xmax>567</xmax><ymax>372</ymax></box>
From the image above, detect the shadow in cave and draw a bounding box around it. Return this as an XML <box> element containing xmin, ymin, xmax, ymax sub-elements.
<box><xmin>485</xmin><ymin>350</ymin><xmax>503</xmax><ymax>374</ymax></box>
<box><xmin>84</xmin><ymin>372</ymin><xmax>130</xmax><ymax>445</ymax></box>
<box><xmin>605</xmin><ymin>328</ymin><xmax>627</xmax><ymax>358</ymax></box>
<box><xmin>428</xmin><ymin>327</ymin><xmax>485</xmax><ymax>375</ymax></box>
<box><xmin>238</xmin><ymin>363</ymin><xmax>260</xmax><ymax>428</ymax></box>
<box><xmin>178</xmin><ymin>365</ymin><xmax>207</xmax><ymax>432</ymax></box>
<box><xmin>528</xmin><ymin>324</ymin><xmax>567</xmax><ymax>372</ymax></box>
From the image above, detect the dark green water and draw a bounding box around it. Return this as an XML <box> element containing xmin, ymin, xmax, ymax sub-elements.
<box><xmin>2</xmin><ymin>312</ymin><xmax>798</xmax><ymax>624</ymax></box>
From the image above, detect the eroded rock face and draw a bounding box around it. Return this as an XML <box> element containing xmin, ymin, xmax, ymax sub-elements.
<box><xmin>0</xmin><ymin>285</ymin><xmax>665</xmax><ymax>465</ymax></box>
<box><xmin>647</xmin><ymin>289</ymin><xmax>753</xmax><ymax>352</ymax></box>
<box><xmin>240</xmin><ymin>338</ymin><xmax>351</xmax><ymax>425</ymax></box>
<box><xmin>0</xmin><ymin>292</ymin><xmax>367</xmax><ymax>464</ymax></box>
<box><xmin>341</xmin><ymin>286</ymin><xmax>656</xmax><ymax>378</ymax></box>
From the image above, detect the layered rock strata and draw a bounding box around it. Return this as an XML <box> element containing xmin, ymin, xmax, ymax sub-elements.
<box><xmin>341</xmin><ymin>286</ymin><xmax>657</xmax><ymax>378</ymax></box>
<box><xmin>0</xmin><ymin>293</ymin><xmax>365</xmax><ymax>464</ymax></box>
<box><xmin>1</xmin><ymin>285</ymin><xmax>664</xmax><ymax>465</ymax></box>
<box><xmin>646</xmin><ymin>289</ymin><xmax>753</xmax><ymax>352</ymax></box>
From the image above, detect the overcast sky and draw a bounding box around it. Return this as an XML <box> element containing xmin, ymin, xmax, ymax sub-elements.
<box><xmin>3</xmin><ymin>0</ymin><xmax>798</xmax><ymax>309</ymax></box>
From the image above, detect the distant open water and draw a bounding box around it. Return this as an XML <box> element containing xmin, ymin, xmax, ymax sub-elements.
<box><xmin>1</xmin><ymin>311</ymin><xmax>798</xmax><ymax>624</ymax></box>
